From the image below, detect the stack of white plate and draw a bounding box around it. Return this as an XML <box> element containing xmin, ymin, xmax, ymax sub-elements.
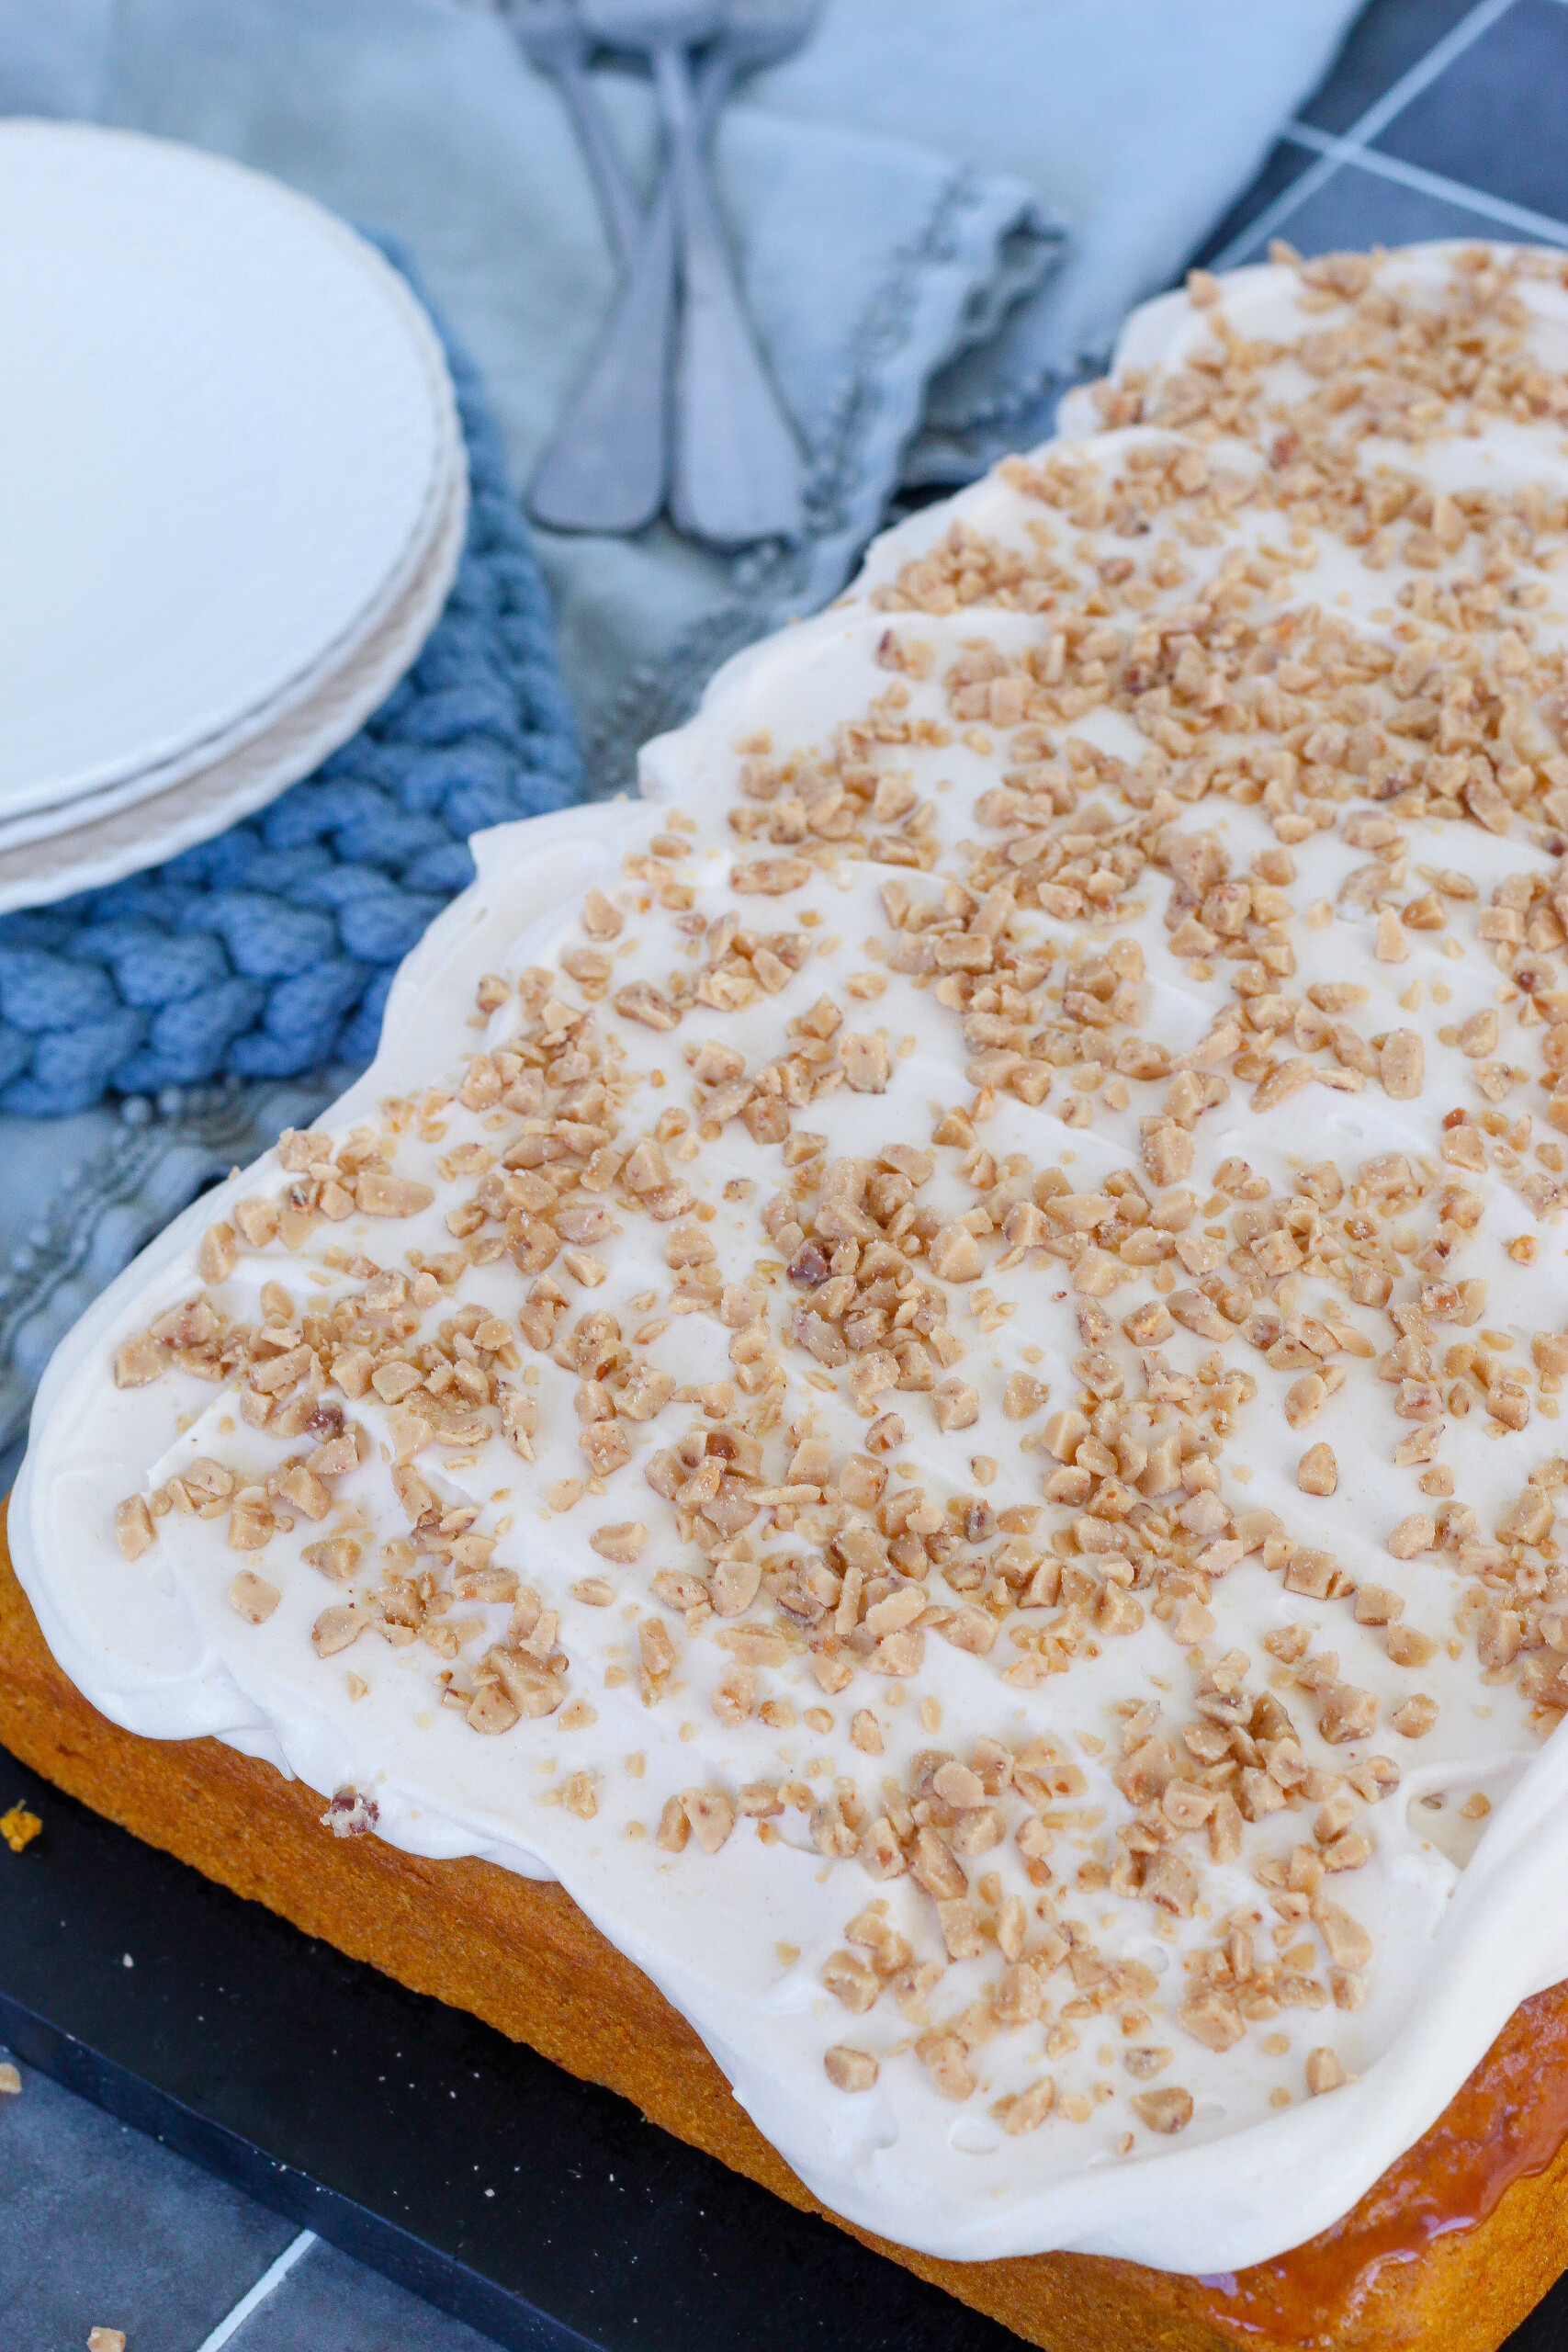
<box><xmin>0</xmin><ymin>120</ymin><xmax>468</xmax><ymax>917</ymax></box>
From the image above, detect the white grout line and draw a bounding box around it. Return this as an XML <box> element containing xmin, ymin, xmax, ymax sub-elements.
<box><xmin>1203</xmin><ymin>149</ymin><xmax>1339</xmax><ymax>270</ymax></box>
<box><xmin>193</xmin><ymin>2229</ymin><xmax>318</xmax><ymax>2352</ymax></box>
<box><xmin>1282</xmin><ymin>120</ymin><xmax>1568</xmax><ymax>245</ymax></box>
<box><xmin>1205</xmin><ymin>0</ymin><xmax>1522</xmax><ymax>270</ymax></box>
<box><xmin>1324</xmin><ymin>0</ymin><xmax>1522</xmax><ymax>155</ymax></box>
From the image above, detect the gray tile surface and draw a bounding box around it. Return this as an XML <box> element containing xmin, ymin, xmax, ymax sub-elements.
<box><xmin>0</xmin><ymin>2050</ymin><xmax>297</xmax><ymax>2352</ymax></box>
<box><xmin>1196</xmin><ymin>0</ymin><xmax>1568</xmax><ymax>273</ymax></box>
<box><xmin>1375</xmin><ymin>0</ymin><xmax>1568</xmax><ymax>221</ymax></box>
<box><xmin>1299</xmin><ymin>0</ymin><xmax>1484</xmax><ymax>133</ymax></box>
<box><xmin>1225</xmin><ymin>156</ymin><xmax>1536</xmax><ymax>266</ymax></box>
<box><xmin>1190</xmin><ymin>138</ymin><xmax>1319</xmax><ymax>271</ymax></box>
<box><xmin>0</xmin><ymin>2042</ymin><xmax>515</xmax><ymax>2349</ymax></box>
<box><xmin>227</xmin><ymin>2238</ymin><xmax>508</xmax><ymax>2352</ymax></box>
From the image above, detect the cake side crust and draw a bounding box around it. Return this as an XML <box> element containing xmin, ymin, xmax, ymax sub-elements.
<box><xmin>1</xmin><ymin>1513</ymin><xmax>1563</xmax><ymax>2352</ymax></box>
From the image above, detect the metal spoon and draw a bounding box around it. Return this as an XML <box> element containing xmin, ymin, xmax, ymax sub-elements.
<box><xmin>505</xmin><ymin>0</ymin><xmax>643</xmax><ymax>272</ymax></box>
<box><xmin>581</xmin><ymin>0</ymin><xmax>807</xmax><ymax>546</ymax></box>
<box><xmin>526</xmin><ymin>0</ymin><xmax>818</xmax><ymax>537</ymax></box>
<box><xmin>525</xmin><ymin>131</ymin><xmax>681</xmax><ymax>532</ymax></box>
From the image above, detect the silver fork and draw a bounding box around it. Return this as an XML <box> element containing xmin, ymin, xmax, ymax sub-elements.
<box><xmin>669</xmin><ymin>0</ymin><xmax>819</xmax><ymax>539</ymax></box>
<box><xmin>568</xmin><ymin>0</ymin><xmax>809</xmax><ymax>545</ymax></box>
<box><xmin>504</xmin><ymin>0</ymin><xmax>644</xmax><ymax>272</ymax></box>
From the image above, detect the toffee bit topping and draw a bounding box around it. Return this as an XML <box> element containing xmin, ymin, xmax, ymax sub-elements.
<box><xmin>1305</xmin><ymin>2046</ymin><xmax>1348</xmax><ymax>2095</ymax></box>
<box><xmin>1131</xmin><ymin>2086</ymin><xmax>1193</xmax><ymax>2134</ymax></box>
<box><xmin>321</xmin><ymin>1786</ymin><xmax>378</xmax><ymax>1838</ymax></box>
<box><xmin>228</xmin><ymin>1570</ymin><xmax>280</xmax><ymax>1625</ymax></box>
<box><xmin>824</xmin><ymin>2045</ymin><xmax>879</xmax><ymax>2091</ymax></box>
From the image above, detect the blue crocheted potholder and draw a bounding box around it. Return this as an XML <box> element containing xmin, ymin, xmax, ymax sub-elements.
<box><xmin>0</xmin><ymin>269</ymin><xmax>582</xmax><ymax>1118</ymax></box>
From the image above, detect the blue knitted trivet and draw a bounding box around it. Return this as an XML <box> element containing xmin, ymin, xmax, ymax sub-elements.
<box><xmin>0</xmin><ymin>265</ymin><xmax>582</xmax><ymax>1117</ymax></box>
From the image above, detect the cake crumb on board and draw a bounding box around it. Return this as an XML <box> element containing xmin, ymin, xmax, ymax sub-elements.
<box><xmin>0</xmin><ymin>1801</ymin><xmax>41</xmax><ymax>1853</ymax></box>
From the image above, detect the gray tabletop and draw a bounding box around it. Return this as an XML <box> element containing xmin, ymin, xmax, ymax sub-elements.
<box><xmin>5</xmin><ymin>0</ymin><xmax>1568</xmax><ymax>2345</ymax></box>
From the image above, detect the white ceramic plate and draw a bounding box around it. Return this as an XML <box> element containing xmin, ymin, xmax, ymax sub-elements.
<box><xmin>0</xmin><ymin>121</ymin><xmax>454</xmax><ymax>820</ymax></box>
<box><xmin>0</xmin><ymin>396</ymin><xmax>461</xmax><ymax>857</ymax></box>
<box><xmin>0</xmin><ymin>445</ymin><xmax>468</xmax><ymax>917</ymax></box>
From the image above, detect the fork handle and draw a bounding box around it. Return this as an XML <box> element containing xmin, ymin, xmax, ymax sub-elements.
<box><xmin>551</xmin><ymin>49</ymin><xmax>644</xmax><ymax>272</ymax></box>
<box><xmin>525</xmin><ymin>37</ymin><xmax>734</xmax><ymax>535</ymax></box>
<box><xmin>527</xmin><ymin>178</ymin><xmax>676</xmax><ymax>533</ymax></box>
<box><xmin>655</xmin><ymin>41</ymin><xmax>805</xmax><ymax>546</ymax></box>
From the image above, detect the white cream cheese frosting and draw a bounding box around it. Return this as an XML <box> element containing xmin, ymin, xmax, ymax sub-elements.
<box><xmin>15</xmin><ymin>241</ymin><xmax>1568</xmax><ymax>2275</ymax></box>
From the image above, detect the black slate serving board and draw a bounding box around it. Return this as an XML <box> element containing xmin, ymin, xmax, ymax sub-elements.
<box><xmin>0</xmin><ymin>1746</ymin><xmax>1017</xmax><ymax>2351</ymax></box>
<box><xmin>1</xmin><ymin>1741</ymin><xmax>1564</xmax><ymax>2352</ymax></box>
